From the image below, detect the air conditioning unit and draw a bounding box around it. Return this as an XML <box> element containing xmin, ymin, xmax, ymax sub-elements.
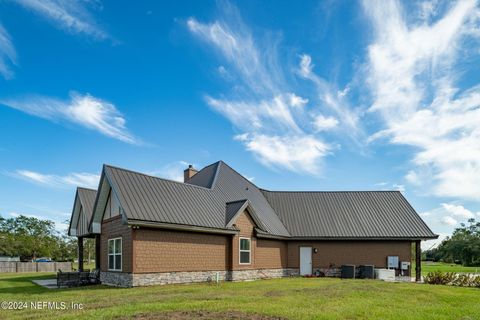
<box><xmin>341</xmin><ymin>265</ymin><xmax>356</xmax><ymax>279</ymax></box>
<box><xmin>358</xmin><ymin>265</ymin><xmax>375</xmax><ymax>279</ymax></box>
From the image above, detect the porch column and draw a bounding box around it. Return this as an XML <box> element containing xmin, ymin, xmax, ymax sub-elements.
<box><xmin>78</xmin><ymin>236</ymin><xmax>84</xmax><ymax>271</ymax></box>
<box><xmin>415</xmin><ymin>240</ymin><xmax>421</xmax><ymax>282</ymax></box>
<box><xmin>95</xmin><ymin>234</ymin><xmax>101</xmax><ymax>270</ymax></box>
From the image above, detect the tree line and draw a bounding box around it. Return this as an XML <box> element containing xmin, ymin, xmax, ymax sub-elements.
<box><xmin>424</xmin><ymin>219</ymin><xmax>480</xmax><ymax>266</ymax></box>
<box><xmin>0</xmin><ymin>214</ymin><xmax>94</xmax><ymax>262</ymax></box>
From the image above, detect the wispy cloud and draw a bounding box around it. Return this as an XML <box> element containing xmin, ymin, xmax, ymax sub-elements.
<box><xmin>1</xmin><ymin>92</ymin><xmax>140</xmax><ymax>144</ymax></box>
<box><xmin>0</xmin><ymin>23</ymin><xmax>17</xmax><ymax>79</ymax></box>
<box><xmin>148</xmin><ymin>160</ymin><xmax>191</xmax><ymax>182</ymax></box>
<box><xmin>363</xmin><ymin>0</ymin><xmax>480</xmax><ymax>200</ymax></box>
<box><xmin>187</xmin><ymin>2</ymin><xmax>344</xmax><ymax>174</ymax></box>
<box><xmin>15</xmin><ymin>0</ymin><xmax>109</xmax><ymax>40</ymax></box>
<box><xmin>12</xmin><ymin>169</ymin><xmax>99</xmax><ymax>189</ymax></box>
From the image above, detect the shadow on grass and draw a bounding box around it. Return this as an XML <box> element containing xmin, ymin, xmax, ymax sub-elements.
<box><xmin>0</xmin><ymin>273</ymin><xmax>121</xmax><ymax>295</ymax></box>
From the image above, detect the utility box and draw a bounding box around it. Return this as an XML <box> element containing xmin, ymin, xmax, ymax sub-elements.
<box><xmin>387</xmin><ymin>256</ymin><xmax>399</xmax><ymax>269</ymax></box>
<box><xmin>401</xmin><ymin>261</ymin><xmax>410</xmax><ymax>270</ymax></box>
<box><xmin>375</xmin><ymin>268</ymin><xmax>395</xmax><ymax>281</ymax></box>
<box><xmin>341</xmin><ymin>265</ymin><xmax>356</xmax><ymax>279</ymax></box>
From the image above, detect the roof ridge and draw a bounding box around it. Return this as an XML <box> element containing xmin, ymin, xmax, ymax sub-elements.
<box><xmin>77</xmin><ymin>186</ymin><xmax>97</xmax><ymax>192</ymax></box>
<box><xmin>103</xmin><ymin>164</ymin><xmax>214</xmax><ymax>191</ymax></box>
<box><xmin>226</xmin><ymin>199</ymin><xmax>249</xmax><ymax>205</ymax></box>
<box><xmin>214</xmin><ymin>161</ymin><xmax>261</xmax><ymax>189</ymax></box>
<box><xmin>261</xmin><ymin>189</ymin><xmax>402</xmax><ymax>193</ymax></box>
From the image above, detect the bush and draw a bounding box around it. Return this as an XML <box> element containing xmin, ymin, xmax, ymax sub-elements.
<box><xmin>424</xmin><ymin>271</ymin><xmax>480</xmax><ymax>288</ymax></box>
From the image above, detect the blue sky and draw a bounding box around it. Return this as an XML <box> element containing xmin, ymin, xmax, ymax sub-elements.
<box><xmin>1</xmin><ymin>0</ymin><xmax>479</xmax><ymax>248</ymax></box>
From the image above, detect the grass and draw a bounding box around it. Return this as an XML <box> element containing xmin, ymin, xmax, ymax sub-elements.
<box><xmin>422</xmin><ymin>262</ymin><xmax>480</xmax><ymax>275</ymax></box>
<box><xmin>0</xmin><ymin>273</ymin><xmax>479</xmax><ymax>320</ymax></box>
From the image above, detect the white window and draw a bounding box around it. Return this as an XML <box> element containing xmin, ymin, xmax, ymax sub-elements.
<box><xmin>239</xmin><ymin>237</ymin><xmax>251</xmax><ymax>264</ymax></box>
<box><xmin>108</xmin><ymin>238</ymin><xmax>122</xmax><ymax>271</ymax></box>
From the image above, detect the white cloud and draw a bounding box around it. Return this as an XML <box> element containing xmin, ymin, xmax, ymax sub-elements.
<box><xmin>148</xmin><ymin>161</ymin><xmax>190</xmax><ymax>182</ymax></box>
<box><xmin>187</xmin><ymin>3</ymin><xmax>339</xmax><ymax>174</ymax></box>
<box><xmin>421</xmin><ymin>202</ymin><xmax>477</xmax><ymax>237</ymax></box>
<box><xmin>441</xmin><ymin>216</ymin><xmax>458</xmax><ymax>226</ymax></box>
<box><xmin>1</xmin><ymin>92</ymin><xmax>140</xmax><ymax>144</ymax></box>
<box><xmin>373</xmin><ymin>181</ymin><xmax>405</xmax><ymax>193</ymax></box>
<box><xmin>0</xmin><ymin>23</ymin><xmax>17</xmax><ymax>79</ymax></box>
<box><xmin>14</xmin><ymin>170</ymin><xmax>99</xmax><ymax>189</ymax></box>
<box><xmin>363</xmin><ymin>0</ymin><xmax>480</xmax><ymax>200</ymax></box>
<box><xmin>235</xmin><ymin>133</ymin><xmax>330</xmax><ymax>174</ymax></box>
<box><xmin>441</xmin><ymin>203</ymin><xmax>475</xmax><ymax>219</ymax></box>
<box><xmin>297</xmin><ymin>54</ymin><xmax>362</xmax><ymax>139</ymax></box>
<box><xmin>313</xmin><ymin>114</ymin><xmax>338</xmax><ymax>132</ymax></box>
<box><xmin>15</xmin><ymin>0</ymin><xmax>108</xmax><ymax>40</ymax></box>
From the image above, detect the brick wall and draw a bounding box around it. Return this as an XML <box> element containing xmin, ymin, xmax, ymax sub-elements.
<box><xmin>133</xmin><ymin>228</ymin><xmax>231</xmax><ymax>273</ymax></box>
<box><xmin>287</xmin><ymin>240</ymin><xmax>412</xmax><ymax>269</ymax></box>
<box><xmin>100</xmin><ymin>216</ymin><xmax>133</xmax><ymax>272</ymax></box>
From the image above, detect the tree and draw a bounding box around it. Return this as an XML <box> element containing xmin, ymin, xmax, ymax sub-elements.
<box><xmin>0</xmin><ymin>214</ymin><xmax>74</xmax><ymax>261</ymax></box>
<box><xmin>434</xmin><ymin>219</ymin><xmax>480</xmax><ymax>266</ymax></box>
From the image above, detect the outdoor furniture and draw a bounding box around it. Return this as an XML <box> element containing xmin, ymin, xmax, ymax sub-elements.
<box><xmin>89</xmin><ymin>269</ymin><xmax>101</xmax><ymax>284</ymax></box>
<box><xmin>57</xmin><ymin>270</ymin><xmax>80</xmax><ymax>288</ymax></box>
<box><xmin>79</xmin><ymin>271</ymin><xmax>90</xmax><ymax>285</ymax></box>
<box><xmin>56</xmin><ymin>269</ymin><xmax>101</xmax><ymax>288</ymax></box>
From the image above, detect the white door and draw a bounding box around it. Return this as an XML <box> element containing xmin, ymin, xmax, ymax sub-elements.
<box><xmin>299</xmin><ymin>247</ymin><xmax>312</xmax><ymax>275</ymax></box>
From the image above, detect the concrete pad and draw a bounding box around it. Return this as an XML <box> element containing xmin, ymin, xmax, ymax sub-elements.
<box><xmin>32</xmin><ymin>279</ymin><xmax>62</xmax><ymax>289</ymax></box>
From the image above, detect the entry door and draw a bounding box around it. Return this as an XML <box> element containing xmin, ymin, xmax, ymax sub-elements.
<box><xmin>299</xmin><ymin>247</ymin><xmax>312</xmax><ymax>275</ymax></box>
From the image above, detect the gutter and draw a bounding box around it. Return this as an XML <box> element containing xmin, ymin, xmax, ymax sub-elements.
<box><xmin>255</xmin><ymin>228</ymin><xmax>438</xmax><ymax>241</ymax></box>
<box><xmin>128</xmin><ymin>219</ymin><xmax>239</xmax><ymax>235</ymax></box>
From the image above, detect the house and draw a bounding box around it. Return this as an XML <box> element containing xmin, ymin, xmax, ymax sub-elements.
<box><xmin>68</xmin><ymin>161</ymin><xmax>437</xmax><ymax>287</ymax></box>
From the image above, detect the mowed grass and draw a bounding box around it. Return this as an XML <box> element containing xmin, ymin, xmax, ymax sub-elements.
<box><xmin>0</xmin><ymin>272</ymin><xmax>479</xmax><ymax>320</ymax></box>
<box><xmin>422</xmin><ymin>262</ymin><xmax>480</xmax><ymax>275</ymax></box>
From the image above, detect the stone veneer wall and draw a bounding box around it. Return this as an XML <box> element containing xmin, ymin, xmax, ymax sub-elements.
<box><xmin>101</xmin><ymin>268</ymin><xmax>300</xmax><ymax>287</ymax></box>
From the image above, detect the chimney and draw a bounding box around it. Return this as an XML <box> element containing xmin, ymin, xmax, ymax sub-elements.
<box><xmin>184</xmin><ymin>164</ymin><xmax>198</xmax><ymax>182</ymax></box>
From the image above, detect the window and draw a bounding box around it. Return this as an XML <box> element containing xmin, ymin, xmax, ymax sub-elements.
<box><xmin>239</xmin><ymin>237</ymin><xmax>251</xmax><ymax>264</ymax></box>
<box><xmin>108</xmin><ymin>238</ymin><xmax>122</xmax><ymax>271</ymax></box>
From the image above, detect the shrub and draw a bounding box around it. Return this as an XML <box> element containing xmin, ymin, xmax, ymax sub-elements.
<box><xmin>424</xmin><ymin>271</ymin><xmax>480</xmax><ymax>288</ymax></box>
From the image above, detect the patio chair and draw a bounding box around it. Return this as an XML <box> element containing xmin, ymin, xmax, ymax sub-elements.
<box><xmin>89</xmin><ymin>269</ymin><xmax>101</xmax><ymax>284</ymax></box>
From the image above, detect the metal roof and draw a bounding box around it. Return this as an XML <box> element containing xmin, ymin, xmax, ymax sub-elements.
<box><xmin>77</xmin><ymin>187</ymin><xmax>97</xmax><ymax>222</ymax></box>
<box><xmin>103</xmin><ymin>162</ymin><xmax>290</xmax><ymax>236</ymax></box>
<box><xmin>261</xmin><ymin>190</ymin><xmax>437</xmax><ymax>239</ymax></box>
<box><xmin>91</xmin><ymin>161</ymin><xmax>436</xmax><ymax>240</ymax></box>
<box><xmin>68</xmin><ymin>187</ymin><xmax>97</xmax><ymax>237</ymax></box>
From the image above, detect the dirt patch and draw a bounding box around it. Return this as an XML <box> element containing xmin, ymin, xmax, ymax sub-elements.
<box><xmin>264</xmin><ymin>290</ymin><xmax>285</xmax><ymax>297</ymax></box>
<box><xmin>117</xmin><ymin>310</ymin><xmax>287</xmax><ymax>320</ymax></box>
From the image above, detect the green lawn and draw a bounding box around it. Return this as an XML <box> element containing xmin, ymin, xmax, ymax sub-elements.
<box><xmin>422</xmin><ymin>262</ymin><xmax>480</xmax><ymax>275</ymax></box>
<box><xmin>1</xmin><ymin>273</ymin><xmax>479</xmax><ymax>320</ymax></box>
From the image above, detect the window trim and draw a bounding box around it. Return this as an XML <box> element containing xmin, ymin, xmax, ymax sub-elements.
<box><xmin>239</xmin><ymin>237</ymin><xmax>251</xmax><ymax>265</ymax></box>
<box><xmin>108</xmin><ymin>237</ymin><xmax>122</xmax><ymax>271</ymax></box>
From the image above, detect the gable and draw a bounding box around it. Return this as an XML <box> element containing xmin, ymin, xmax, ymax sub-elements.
<box><xmin>89</xmin><ymin>167</ymin><xmax>127</xmax><ymax>234</ymax></box>
<box><xmin>68</xmin><ymin>188</ymin><xmax>97</xmax><ymax>237</ymax></box>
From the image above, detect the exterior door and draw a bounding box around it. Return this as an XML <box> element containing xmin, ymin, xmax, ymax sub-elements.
<box><xmin>299</xmin><ymin>247</ymin><xmax>312</xmax><ymax>275</ymax></box>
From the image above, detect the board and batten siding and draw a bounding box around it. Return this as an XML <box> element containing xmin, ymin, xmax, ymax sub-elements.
<box><xmin>287</xmin><ymin>240</ymin><xmax>411</xmax><ymax>269</ymax></box>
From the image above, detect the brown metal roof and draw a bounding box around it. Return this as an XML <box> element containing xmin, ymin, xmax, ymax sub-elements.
<box><xmin>89</xmin><ymin>161</ymin><xmax>437</xmax><ymax>240</ymax></box>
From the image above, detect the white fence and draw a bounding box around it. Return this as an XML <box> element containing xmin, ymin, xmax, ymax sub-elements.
<box><xmin>0</xmin><ymin>262</ymin><xmax>72</xmax><ymax>273</ymax></box>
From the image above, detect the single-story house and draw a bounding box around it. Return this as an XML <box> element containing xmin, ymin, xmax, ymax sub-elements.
<box><xmin>68</xmin><ymin>161</ymin><xmax>437</xmax><ymax>287</ymax></box>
